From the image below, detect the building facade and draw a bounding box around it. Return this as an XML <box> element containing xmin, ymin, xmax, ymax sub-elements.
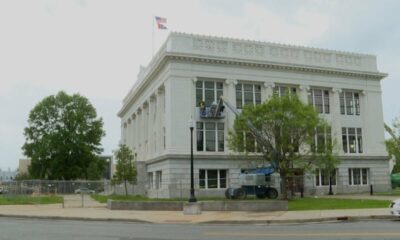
<box><xmin>118</xmin><ymin>32</ymin><xmax>391</xmax><ymax>198</ymax></box>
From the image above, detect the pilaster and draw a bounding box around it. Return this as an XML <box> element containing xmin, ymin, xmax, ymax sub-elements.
<box><xmin>331</xmin><ymin>88</ymin><xmax>343</xmax><ymax>154</ymax></box>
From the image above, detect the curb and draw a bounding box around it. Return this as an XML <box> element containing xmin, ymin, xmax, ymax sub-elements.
<box><xmin>201</xmin><ymin>215</ymin><xmax>398</xmax><ymax>225</ymax></box>
<box><xmin>0</xmin><ymin>214</ymin><xmax>397</xmax><ymax>225</ymax></box>
<box><xmin>0</xmin><ymin>214</ymin><xmax>151</xmax><ymax>224</ymax></box>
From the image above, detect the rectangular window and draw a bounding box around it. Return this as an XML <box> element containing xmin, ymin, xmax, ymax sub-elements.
<box><xmin>196</xmin><ymin>122</ymin><xmax>224</xmax><ymax>152</ymax></box>
<box><xmin>235</xmin><ymin>83</ymin><xmax>261</xmax><ymax>109</ymax></box>
<box><xmin>236</xmin><ymin>131</ymin><xmax>262</xmax><ymax>153</ymax></box>
<box><xmin>315</xmin><ymin>169</ymin><xmax>337</xmax><ymax>186</ymax></box>
<box><xmin>312</xmin><ymin>126</ymin><xmax>332</xmax><ymax>153</ymax></box>
<box><xmin>309</xmin><ymin>89</ymin><xmax>330</xmax><ymax>114</ymax></box>
<box><xmin>340</xmin><ymin>91</ymin><xmax>361</xmax><ymax>116</ymax></box>
<box><xmin>342</xmin><ymin>127</ymin><xmax>363</xmax><ymax>154</ymax></box>
<box><xmin>348</xmin><ymin>168</ymin><xmax>369</xmax><ymax>185</ymax></box>
<box><xmin>199</xmin><ymin>169</ymin><xmax>228</xmax><ymax>189</ymax></box>
<box><xmin>196</xmin><ymin>80</ymin><xmax>223</xmax><ymax>107</ymax></box>
<box><xmin>274</xmin><ymin>85</ymin><xmax>297</xmax><ymax>97</ymax></box>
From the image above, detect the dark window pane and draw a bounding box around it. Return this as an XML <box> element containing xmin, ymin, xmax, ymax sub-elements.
<box><xmin>196</xmin><ymin>81</ymin><xmax>202</xmax><ymax>88</ymax></box>
<box><xmin>204</xmin><ymin>81</ymin><xmax>214</xmax><ymax>89</ymax></box>
<box><xmin>355</xmin><ymin>93</ymin><xmax>360</xmax><ymax>115</ymax></box>
<box><xmin>205</xmin><ymin>89</ymin><xmax>214</xmax><ymax>107</ymax></box>
<box><xmin>206</xmin><ymin>131</ymin><xmax>216</xmax><ymax>151</ymax></box>
<box><xmin>244</xmin><ymin>92</ymin><xmax>253</xmax><ymax>105</ymax></box>
<box><xmin>255</xmin><ymin>92</ymin><xmax>261</xmax><ymax>105</ymax></box>
<box><xmin>199</xmin><ymin>170</ymin><xmax>205</xmax><ymax>188</ymax></box>
<box><xmin>345</xmin><ymin>92</ymin><xmax>354</xmax><ymax>115</ymax></box>
<box><xmin>340</xmin><ymin>92</ymin><xmax>345</xmax><ymax>114</ymax></box>
<box><xmin>207</xmin><ymin>170</ymin><xmax>218</xmax><ymax>188</ymax></box>
<box><xmin>324</xmin><ymin>90</ymin><xmax>330</xmax><ymax>114</ymax></box>
<box><xmin>218</xmin><ymin>130</ymin><xmax>224</xmax><ymax>152</ymax></box>
<box><xmin>348</xmin><ymin>169</ymin><xmax>352</xmax><ymax>185</ymax></box>
<box><xmin>205</xmin><ymin>122</ymin><xmax>215</xmax><ymax>130</ymax></box>
<box><xmin>244</xmin><ymin>84</ymin><xmax>253</xmax><ymax>91</ymax></box>
<box><xmin>196</xmin><ymin>89</ymin><xmax>203</xmax><ymax>107</ymax></box>
<box><xmin>353</xmin><ymin>168</ymin><xmax>361</xmax><ymax>185</ymax></box>
<box><xmin>220</xmin><ymin>170</ymin><xmax>227</xmax><ymax>188</ymax></box>
<box><xmin>362</xmin><ymin>168</ymin><xmax>368</xmax><ymax>184</ymax></box>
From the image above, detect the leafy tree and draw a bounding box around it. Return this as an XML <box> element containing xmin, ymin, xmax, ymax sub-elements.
<box><xmin>385</xmin><ymin>119</ymin><xmax>400</xmax><ymax>173</ymax></box>
<box><xmin>229</xmin><ymin>94</ymin><xmax>338</xmax><ymax>199</ymax></box>
<box><xmin>14</xmin><ymin>171</ymin><xmax>32</xmax><ymax>180</ymax></box>
<box><xmin>113</xmin><ymin>144</ymin><xmax>137</xmax><ymax>196</ymax></box>
<box><xmin>87</xmin><ymin>156</ymin><xmax>107</xmax><ymax>180</ymax></box>
<box><xmin>22</xmin><ymin>91</ymin><xmax>105</xmax><ymax>180</ymax></box>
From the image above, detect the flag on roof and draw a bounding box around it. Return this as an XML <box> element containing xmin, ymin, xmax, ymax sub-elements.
<box><xmin>155</xmin><ymin>16</ymin><xmax>167</xmax><ymax>30</ymax></box>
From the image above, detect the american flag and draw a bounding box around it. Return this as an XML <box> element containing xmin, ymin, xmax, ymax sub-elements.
<box><xmin>155</xmin><ymin>16</ymin><xmax>167</xmax><ymax>30</ymax></box>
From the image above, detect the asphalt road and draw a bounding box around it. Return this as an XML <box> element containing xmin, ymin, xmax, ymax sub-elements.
<box><xmin>1</xmin><ymin>217</ymin><xmax>400</xmax><ymax>240</ymax></box>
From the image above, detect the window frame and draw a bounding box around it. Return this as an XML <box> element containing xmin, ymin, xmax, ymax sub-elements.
<box><xmin>312</xmin><ymin>126</ymin><xmax>332</xmax><ymax>153</ymax></box>
<box><xmin>342</xmin><ymin>127</ymin><xmax>363</xmax><ymax>154</ymax></box>
<box><xmin>340</xmin><ymin>91</ymin><xmax>361</xmax><ymax>116</ymax></box>
<box><xmin>348</xmin><ymin>168</ymin><xmax>369</xmax><ymax>185</ymax></box>
<box><xmin>199</xmin><ymin>169</ymin><xmax>228</xmax><ymax>189</ymax></box>
<box><xmin>196</xmin><ymin>121</ymin><xmax>224</xmax><ymax>152</ymax></box>
<box><xmin>273</xmin><ymin>85</ymin><xmax>297</xmax><ymax>97</ymax></box>
<box><xmin>315</xmin><ymin>168</ymin><xmax>337</xmax><ymax>186</ymax></box>
<box><xmin>196</xmin><ymin>80</ymin><xmax>224</xmax><ymax>107</ymax></box>
<box><xmin>309</xmin><ymin>88</ymin><xmax>330</xmax><ymax>114</ymax></box>
<box><xmin>235</xmin><ymin>83</ymin><xmax>262</xmax><ymax>109</ymax></box>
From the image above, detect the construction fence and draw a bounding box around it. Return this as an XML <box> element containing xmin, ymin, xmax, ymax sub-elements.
<box><xmin>0</xmin><ymin>172</ymin><xmax>392</xmax><ymax>200</ymax></box>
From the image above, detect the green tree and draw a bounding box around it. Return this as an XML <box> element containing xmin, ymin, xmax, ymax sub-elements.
<box><xmin>385</xmin><ymin>119</ymin><xmax>400</xmax><ymax>173</ymax></box>
<box><xmin>87</xmin><ymin>156</ymin><xmax>107</xmax><ymax>180</ymax></box>
<box><xmin>229</xmin><ymin>94</ymin><xmax>338</xmax><ymax>199</ymax></box>
<box><xmin>113</xmin><ymin>144</ymin><xmax>137</xmax><ymax>196</ymax></box>
<box><xmin>22</xmin><ymin>91</ymin><xmax>105</xmax><ymax>180</ymax></box>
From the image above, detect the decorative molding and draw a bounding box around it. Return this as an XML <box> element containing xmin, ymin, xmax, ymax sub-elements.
<box><xmin>225</xmin><ymin>79</ymin><xmax>238</xmax><ymax>85</ymax></box>
<box><xmin>263</xmin><ymin>82</ymin><xmax>275</xmax><ymax>88</ymax></box>
<box><xmin>299</xmin><ymin>85</ymin><xmax>310</xmax><ymax>91</ymax></box>
<box><xmin>331</xmin><ymin>88</ymin><xmax>342</xmax><ymax>94</ymax></box>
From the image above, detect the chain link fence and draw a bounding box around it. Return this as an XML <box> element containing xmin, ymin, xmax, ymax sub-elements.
<box><xmin>0</xmin><ymin>172</ymin><xmax>392</xmax><ymax>200</ymax></box>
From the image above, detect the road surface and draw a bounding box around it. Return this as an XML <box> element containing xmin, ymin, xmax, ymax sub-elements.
<box><xmin>1</xmin><ymin>217</ymin><xmax>400</xmax><ymax>240</ymax></box>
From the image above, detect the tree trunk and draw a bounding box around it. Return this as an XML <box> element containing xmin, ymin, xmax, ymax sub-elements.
<box><xmin>124</xmin><ymin>180</ymin><xmax>128</xmax><ymax>196</ymax></box>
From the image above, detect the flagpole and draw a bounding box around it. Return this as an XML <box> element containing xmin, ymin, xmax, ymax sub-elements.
<box><xmin>152</xmin><ymin>16</ymin><xmax>155</xmax><ymax>57</ymax></box>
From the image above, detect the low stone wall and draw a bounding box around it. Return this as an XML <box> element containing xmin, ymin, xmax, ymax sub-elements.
<box><xmin>107</xmin><ymin>199</ymin><xmax>288</xmax><ymax>211</ymax></box>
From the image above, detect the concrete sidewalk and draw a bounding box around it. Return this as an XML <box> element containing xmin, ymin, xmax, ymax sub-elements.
<box><xmin>0</xmin><ymin>203</ymin><xmax>394</xmax><ymax>224</ymax></box>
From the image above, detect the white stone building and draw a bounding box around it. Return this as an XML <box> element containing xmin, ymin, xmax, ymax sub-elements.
<box><xmin>118</xmin><ymin>32</ymin><xmax>390</xmax><ymax>198</ymax></box>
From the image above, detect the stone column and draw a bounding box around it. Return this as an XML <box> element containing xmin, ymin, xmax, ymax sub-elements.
<box><xmin>263</xmin><ymin>82</ymin><xmax>275</xmax><ymax>102</ymax></box>
<box><xmin>157</xmin><ymin>86</ymin><xmax>165</xmax><ymax>154</ymax></box>
<box><xmin>131</xmin><ymin>114</ymin><xmax>136</xmax><ymax>152</ymax></box>
<box><xmin>136</xmin><ymin>108</ymin><xmax>142</xmax><ymax>161</ymax></box>
<box><xmin>148</xmin><ymin>94</ymin><xmax>156</xmax><ymax>158</ymax></box>
<box><xmin>224</xmin><ymin>78</ymin><xmax>237</xmax><ymax>154</ymax></box>
<box><xmin>298</xmin><ymin>85</ymin><xmax>310</xmax><ymax>103</ymax></box>
<box><xmin>331</xmin><ymin>88</ymin><xmax>343</xmax><ymax>154</ymax></box>
<box><xmin>143</xmin><ymin>101</ymin><xmax>149</xmax><ymax>159</ymax></box>
<box><xmin>127</xmin><ymin>118</ymin><xmax>132</xmax><ymax>149</ymax></box>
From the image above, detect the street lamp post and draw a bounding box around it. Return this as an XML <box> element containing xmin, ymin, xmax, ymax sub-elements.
<box><xmin>188</xmin><ymin>117</ymin><xmax>197</xmax><ymax>202</ymax></box>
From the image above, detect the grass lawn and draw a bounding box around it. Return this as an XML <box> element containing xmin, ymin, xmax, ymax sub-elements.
<box><xmin>91</xmin><ymin>194</ymin><xmax>264</xmax><ymax>203</ymax></box>
<box><xmin>288</xmin><ymin>197</ymin><xmax>391</xmax><ymax>211</ymax></box>
<box><xmin>93</xmin><ymin>195</ymin><xmax>391</xmax><ymax>211</ymax></box>
<box><xmin>375</xmin><ymin>188</ymin><xmax>400</xmax><ymax>196</ymax></box>
<box><xmin>0</xmin><ymin>195</ymin><xmax>63</xmax><ymax>205</ymax></box>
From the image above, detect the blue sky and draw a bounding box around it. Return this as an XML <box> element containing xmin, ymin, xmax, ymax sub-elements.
<box><xmin>0</xmin><ymin>0</ymin><xmax>399</xmax><ymax>170</ymax></box>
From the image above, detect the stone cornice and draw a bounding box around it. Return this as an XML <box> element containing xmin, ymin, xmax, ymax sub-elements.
<box><xmin>118</xmin><ymin>32</ymin><xmax>388</xmax><ymax>117</ymax></box>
